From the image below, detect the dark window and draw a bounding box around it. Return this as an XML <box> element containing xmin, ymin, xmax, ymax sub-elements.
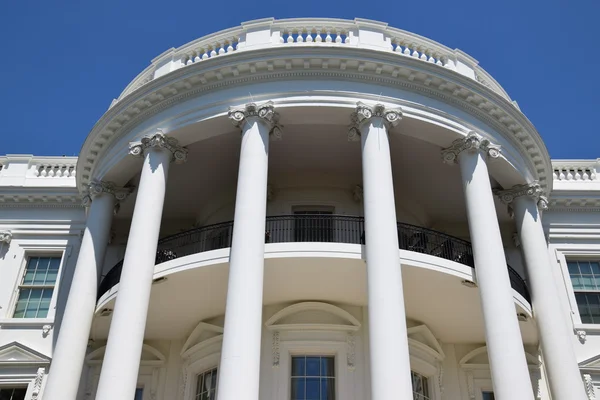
<box><xmin>0</xmin><ymin>388</ymin><xmax>27</xmax><ymax>400</ymax></box>
<box><xmin>291</xmin><ymin>356</ymin><xmax>335</xmax><ymax>400</ymax></box>
<box><xmin>568</xmin><ymin>260</ymin><xmax>600</xmax><ymax>323</ymax></box>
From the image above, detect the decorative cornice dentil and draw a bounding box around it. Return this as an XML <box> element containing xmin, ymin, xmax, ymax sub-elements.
<box><xmin>82</xmin><ymin>180</ymin><xmax>132</xmax><ymax>207</ymax></box>
<box><xmin>494</xmin><ymin>182</ymin><xmax>549</xmax><ymax>211</ymax></box>
<box><xmin>441</xmin><ymin>131</ymin><xmax>501</xmax><ymax>164</ymax></box>
<box><xmin>129</xmin><ymin>130</ymin><xmax>188</xmax><ymax>163</ymax></box>
<box><xmin>348</xmin><ymin>102</ymin><xmax>403</xmax><ymax>141</ymax></box>
<box><xmin>583</xmin><ymin>373</ymin><xmax>595</xmax><ymax>400</ymax></box>
<box><xmin>228</xmin><ymin>101</ymin><xmax>282</xmax><ymax>139</ymax></box>
<box><xmin>0</xmin><ymin>230</ymin><xmax>12</xmax><ymax>244</ymax></box>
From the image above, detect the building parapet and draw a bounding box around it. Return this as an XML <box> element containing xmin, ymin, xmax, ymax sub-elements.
<box><xmin>0</xmin><ymin>155</ymin><xmax>77</xmax><ymax>188</ymax></box>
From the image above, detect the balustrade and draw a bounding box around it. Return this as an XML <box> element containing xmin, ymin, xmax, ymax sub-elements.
<box><xmin>34</xmin><ymin>163</ymin><xmax>76</xmax><ymax>177</ymax></box>
<box><xmin>97</xmin><ymin>214</ymin><xmax>530</xmax><ymax>302</ymax></box>
<box><xmin>553</xmin><ymin>164</ymin><xmax>597</xmax><ymax>181</ymax></box>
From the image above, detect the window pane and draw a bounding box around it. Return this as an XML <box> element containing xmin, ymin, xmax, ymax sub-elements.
<box><xmin>482</xmin><ymin>392</ymin><xmax>495</xmax><ymax>400</ymax></box>
<box><xmin>568</xmin><ymin>262</ymin><xmax>580</xmax><ymax>275</ymax></box>
<box><xmin>196</xmin><ymin>368</ymin><xmax>217</xmax><ymax>399</ymax></box>
<box><xmin>321</xmin><ymin>357</ymin><xmax>334</xmax><ymax>377</ymax></box>
<box><xmin>0</xmin><ymin>388</ymin><xmax>27</xmax><ymax>400</ymax></box>
<box><xmin>291</xmin><ymin>377</ymin><xmax>305</xmax><ymax>400</ymax></box>
<box><xmin>305</xmin><ymin>378</ymin><xmax>319</xmax><ymax>400</ymax></box>
<box><xmin>580</xmin><ymin>262</ymin><xmax>593</xmax><ymax>274</ymax></box>
<box><xmin>321</xmin><ymin>379</ymin><xmax>335</xmax><ymax>400</ymax></box>
<box><xmin>292</xmin><ymin>356</ymin><xmax>306</xmax><ymax>377</ymax></box>
<box><xmin>572</xmin><ymin>276</ymin><xmax>583</xmax><ymax>289</ymax></box>
<box><xmin>305</xmin><ymin>357</ymin><xmax>320</xmax><ymax>376</ymax></box>
<box><xmin>134</xmin><ymin>388</ymin><xmax>144</xmax><ymax>400</ymax></box>
<box><xmin>582</xmin><ymin>276</ymin><xmax>594</xmax><ymax>289</ymax></box>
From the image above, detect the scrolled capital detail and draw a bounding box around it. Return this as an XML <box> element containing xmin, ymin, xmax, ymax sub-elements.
<box><xmin>0</xmin><ymin>230</ymin><xmax>12</xmax><ymax>244</ymax></box>
<box><xmin>129</xmin><ymin>130</ymin><xmax>188</xmax><ymax>164</ymax></box>
<box><xmin>228</xmin><ymin>101</ymin><xmax>282</xmax><ymax>138</ymax></box>
<box><xmin>441</xmin><ymin>131</ymin><xmax>501</xmax><ymax>164</ymax></box>
<box><xmin>349</xmin><ymin>102</ymin><xmax>403</xmax><ymax>139</ymax></box>
<box><xmin>82</xmin><ymin>180</ymin><xmax>132</xmax><ymax>207</ymax></box>
<box><xmin>494</xmin><ymin>182</ymin><xmax>549</xmax><ymax>211</ymax></box>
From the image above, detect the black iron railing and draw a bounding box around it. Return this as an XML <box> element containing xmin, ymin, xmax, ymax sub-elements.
<box><xmin>98</xmin><ymin>215</ymin><xmax>531</xmax><ymax>303</ymax></box>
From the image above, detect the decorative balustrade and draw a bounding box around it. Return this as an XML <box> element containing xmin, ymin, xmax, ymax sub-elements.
<box><xmin>0</xmin><ymin>156</ymin><xmax>77</xmax><ymax>187</ymax></box>
<box><xmin>34</xmin><ymin>163</ymin><xmax>76</xmax><ymax>178</ymax></box>
<box><xmin>97</xmin><ymin>214</ymin><xmax>530</xmax><ymax>303</ymax></box>
<box><xmin>553</xmin><ymin>161</ymin><xmax>599</xmax><ymax>181</ymax></box>
<box><xmin>114</xmin><ymin>18</ymin><xmax>512</xmax><ymax>102</ymax></box>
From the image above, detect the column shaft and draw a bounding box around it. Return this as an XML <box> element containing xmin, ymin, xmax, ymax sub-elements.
<box><xmin>43</xmin><ymin>193</ymin><xmax>115</xmax><ymax>400</ymax></box>
<box><xmin>360</xmin><ymin>116</ymin><xmax>414</xmax><ymax>400</ymax></box>
<box><xmin>95</xmin><ymin>148</ymin><xmax>172</xmax><ymax>400</ymax></box>
<box><xmin>216</xmin><ymin>117</ymin><xmax>270</xmax><ymax>400</ymax></box>
<box><xmin>512</xmin><ymin>195</ymin><xmax>587</xmax><ymax>400</ymax></box>
<box><xmin>458</xmin><ymin>150</ymin><xmax>534</xmax><ymax>400</ymax></box>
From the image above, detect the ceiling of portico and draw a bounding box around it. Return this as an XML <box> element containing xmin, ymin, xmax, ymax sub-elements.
<box><xmin>112</xmin><ymin>115</ymin><xmax>512</xmax><ymax>240</ymax></box>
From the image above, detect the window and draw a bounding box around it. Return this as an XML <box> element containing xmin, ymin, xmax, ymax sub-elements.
<box><xmin>568</xmin><ymin>260</ymin><xmax>600</xmax><ymax>323</ymax></box>
<box><xmin>291</xmin><ymin>356</ymin><xmax>335</xmax><ymax>400</ymax></box>
<box><xmin>293</xmin><ymin>209</ymin><xmax>334</xmax><ymax>242</ymax></box>
<box><xmin>0</xmin><ymin>388</ymin><xmax>26</xmax><ymax>400</ymax></box>
<box><xmin>13</xmin><ymin>256</ymin><xmax>61</xmax><ymax>318</ymax></box>
<box><xmin>195</xmin><ymin>368</ymin><xmax>217</xmax><ymax>400</ymax></box>
<box><xmin>482</xmin><ymin>392</ymin><xmax>495</xmax><ymax>400</ymax></box>
<box><xmin>134</xmin><ymin>388</ymin><xmax>144</xmax><ymax>400</ymax></box>
<box><xmin>411</xmin><ymin>371</ymin><xmax>430</xmax><ymax>400</ymax></box>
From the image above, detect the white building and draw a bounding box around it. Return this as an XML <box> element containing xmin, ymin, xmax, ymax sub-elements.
<box><xmin>0</xmin><ymin>17</ymin><xmax>598</xmax><ymax>400</ymax></box>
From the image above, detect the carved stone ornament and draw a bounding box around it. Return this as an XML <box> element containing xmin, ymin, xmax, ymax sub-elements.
<box><xmin>0</xmin><ymin>230</ymin><xmax>12</xmax><ymax>244</ymax></box>
<box><xmin>584</xmin><ymin>373</ymin><xmax>596</xmax><ymax>400</ymax></box>
<box><xmin>228</xmin><ymin>101</ymin><xmax>282</xmax><ymax>139</ymax></box>
<box><xmin>348</xmin><ymin>102</ymin><xmax>403</xmax><ymax>141</ymax></box>
<box><xmin>346</xmin><ymin>333</ymin><xmax>356</xmax><ymax>370</ymax></box>
<box><xmin>272</xmin><ymin>330</ymin><xmax>280</xmax><ymax>368</ymax></box>
<box><xmin>577</xmin><ymin>330</ymin><xmax>588</xmax><ymax>344</ymax></box>
<box><xmin>129</xmin><ymin>130</ymin><xmax>188</xmax><ymax>164</ymax></box>
<box><xmin>441</xmin><ymin>131</ymin><xmax>501</xmax><ymax>164</ymax></box>
<box><xmin>82</xmin><ymin>180</ymin><xmax>132</xmax><ymax>207</ymax></box>
<box><xmin>494</xmin><ymin>182</ymin><xmax>549</xmax><ymax>211</ymax></box>
<box><xmin>31</xmin><ymin>367</ymin><xmax>45</xmax><ymax>399</ymax></box>
<box><xmin>42</xmin><ymin>324</ymin><xmax>52</xmax><ymax>337</ymax></box>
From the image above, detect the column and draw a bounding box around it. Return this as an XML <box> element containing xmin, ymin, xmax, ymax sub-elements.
<box><xmin>216</xmin><ymin>102</ymin><xmax>280</xmax><ymax>400</ymax></box>
<box><xmin>44</xmin><ymin>182</ymin><xmax>129</xmax><ymax>400</ymax></box>
<box><xmin>349</xmin><ymin>102</ymin><xmax>415</xmax><ymax>400</ymax></box>
<box><xmin>442</xmin><ymin>132</ymin><xmax>534</xmax><ymax>400</ymax></box>
<box><xmin>496</xmin><ymin>183</ymin><xmax>587</xmax><ymax>400</ymax></box>
<box><xmin>95</xmin><ymin>132</ymin><xmax>187</xmax><ymax>400</ymax></box>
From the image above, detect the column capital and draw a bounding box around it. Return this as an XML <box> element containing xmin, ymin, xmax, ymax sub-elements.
<box><xmin>441</xmin><ymin>131</ymin><xmax>501</xmax><ymax>164</ymax></box>
<box><xmin>129</xmin><ymin>130</ymin><xmax>188</xmax><ymax>163</ymax></box>
<box><xmin>348</xmin><ymin>102</ymin><xmax>403</xmax><ymax>141</ymax></box>
<box><xmin>82</xmin><ymin>180</ymin><xmax>132</xmax><ymax>209</ymax></box>
<box><xmin>228</xmin><ymin>101</ymin><xmax>282</xmax><ymax>139</ymax></box>
<box><xmin>0</xmin><ymin>230</ymin><xmax>12</xmax><ymax>244</ymax></box>
<box><xmin>493</xmin><ymin>182</ymin><xmax>549</xmax><ymax>211</ymax></box>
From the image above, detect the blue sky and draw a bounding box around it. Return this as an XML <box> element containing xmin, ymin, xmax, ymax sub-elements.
<box><xmin>0</xmin><ymin>0</ymin><xmax>597</xmax><ymax>159</ymax></box>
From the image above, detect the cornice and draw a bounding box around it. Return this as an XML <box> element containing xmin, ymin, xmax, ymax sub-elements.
<box><xmin>0</xmin><ymin>188</ymin><xmax>82</xmax><ymax>208</ymax></box>
<box><xmin>77</xmin><ymin>46</ymin><xmax>551</xmax><ymax>194</ymax></box>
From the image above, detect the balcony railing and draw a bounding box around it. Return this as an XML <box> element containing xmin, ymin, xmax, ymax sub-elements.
<box><xmin>98</xmin><ymin>215</ymin><xmax>531</xmax><ymax>303</ymax></box>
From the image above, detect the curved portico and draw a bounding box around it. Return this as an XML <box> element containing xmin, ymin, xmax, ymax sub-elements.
<box><xmin>41</xmin><ymin>17</ymin><xmax>586</xmax><ymax>400</ymax></box>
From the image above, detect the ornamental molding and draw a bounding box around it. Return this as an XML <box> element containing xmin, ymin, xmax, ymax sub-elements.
<box><xmin>272</xmin><ymin>330</ymin><xmax>280</xmax><ymax>368</ymax></box>
<box><xmin>348</xmin><ymin>102</ymin><xmax>403</xmax><ymax>139</ymax></box>
<box><xmin>578</xmin><ymin>330</ymin><xmax>588</xmax><ymax>344</ymax></box>
<box><xmin>584</xmin><ymin>373</ymin><xmax>596</xmax><ymax>400</ymax></box>
<box><xmin>129</xmin><ymin>130</ymin><xmax>188</xmax><ymax>164</ymax></box>
<box><xmin>228</xmin><ymin>101</ymin><xmax>282</xmax><ymax>139</ymax></box>
<box><xmin>0</xmin><ymin>230</ymin><xmax>12</xmax><ymax>244</ymax></box>
<box><xmin>82</xmin><ymin>180</ymin><xmax>132</xmax><ymax>207</ymax></box>
<box><xmin>494</xmin><ymin>182</ymin><xmax>549</xmax><ymax>211</ymax></box>
<box><xmin>441</xmin><ymin>131</ymin><xmax>501</xmax><ymax>164</ymax></box>
<box><xmin>346</xmin><ymin>333</ymin><xmax>356</xmax><ymax>370</ymax></box>
<box><xmin>76</xmin><ymin>49</ymin><xmax>551</xmax><ymax>195</ymax></box>
<box><xmin>31</xmin><ymin>367</ymin><xmax>45</xmax><ymax>399</ymax></box>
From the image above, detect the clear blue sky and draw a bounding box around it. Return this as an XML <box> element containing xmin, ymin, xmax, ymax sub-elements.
<box><xmin>0</xmin><ymin>0</ymin><xmax>597</xmax><ymax>159</ymax></box>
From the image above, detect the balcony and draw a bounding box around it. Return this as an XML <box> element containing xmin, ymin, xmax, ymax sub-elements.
<box><xmin>98</xmin><ymin>214</ymin><xmax>530</xmax><ymax>303</ymax></box>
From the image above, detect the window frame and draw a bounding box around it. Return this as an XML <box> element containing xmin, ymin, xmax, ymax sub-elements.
<box><xmin>0</xmin><ymin>243</ymin><xmax>70</xmax><ymax>327</ymax></box>
<box><xmin>290</xmin><ymin>355</ymin><xmax>336</xmax><ymax>400</ymax></box>
<box><xmin>12</xmin><ymin>255</ymin><xmax>62</xmax><ymax>319</ymax></box>
<box><xmin>194</xmin><ymin>366</ymin><xmax>218</xmax><ymax>400</ymax></box>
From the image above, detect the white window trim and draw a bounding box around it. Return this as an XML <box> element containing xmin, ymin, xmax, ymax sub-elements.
<box><xmin>183</xmin><ymin>353</ymin><xmax>220</xmax><ymax>400</ymax></box>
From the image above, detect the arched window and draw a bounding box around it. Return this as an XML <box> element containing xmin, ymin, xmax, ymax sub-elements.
<box><xmin>411</xmin><ymin>371</ymin><xmax>430</xmax><ymax>400</ymax></box>
<box><xmin>195</xmin><ymin>367</ymin><xmax>217</xmax><ymax>400</ymax></box>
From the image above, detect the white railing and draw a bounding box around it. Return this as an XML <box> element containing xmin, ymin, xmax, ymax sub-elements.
<box><xmin>114</xmin><ymin>18</ymin><xmax>512</xmax><ymax>102</ymax></box>
<box><xmin>0</xmin><ymin>155</ymin><xmax>77</xmax><ymax>187</ymax></box>
<box><xmin>553</xmin><ymin>160</ymin><xmax>599</xmax><ymax>182</ymax></box>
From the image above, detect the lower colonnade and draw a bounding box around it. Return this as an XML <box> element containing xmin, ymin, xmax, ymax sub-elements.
<box><xmin>42</xmin><ymin>102</ymin><xmax>586</xmax><ymax>400</ymax></box>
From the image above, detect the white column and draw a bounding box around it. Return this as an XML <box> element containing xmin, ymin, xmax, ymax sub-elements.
<box><xmin>44</xmin><ymin>182</ymin><xmax>129</xmax><ymax>400</ymax></box>
<box><xmin>350</xmin><ymin>102</ymin><xmax>414</xmax><ymax>400</ymax></box>
<box><xmin>216</xmin><ymin>102</ymin><xmax>279</xmax><ymax>400</ymax></box>
<box><xmin>442</xmin><ymin>132</ymin><xmax>535</xmax><ymax>400</ymax></box>
<box><xmin>496</xmin><ymin>183</ymin><xmax>587</xmax><ymax>400</ymax></box>
<box><xmin>95</xmin><ymin>132</ymin><xmax>187</xmax><ymax>400</ymax></box>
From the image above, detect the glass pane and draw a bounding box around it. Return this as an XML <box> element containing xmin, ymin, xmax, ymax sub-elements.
<box><xmin>292</xmin><ymin>356</ymin><xmax>306</xmax><ymax>376</ymax></box>
<box><xmin>482</xmin><ymin>392</ymin><xmax>495</xmax><ymax>400</ymax></box>
<box><xmin>568</xmin><ymin>262</ymin><xmax>580</xmax><ymax>275</ymax></box>
<box><xmin>580</xmin><ymin>262</ymin><xmax>593</xmax><ymax>274</ymax></box>
<box><xmin>572</xmin><ymin>276</ymin><xmax>583</xmax><ymax>289</ymax></box>
<box><xmin>321</xmin><ymin>357</ymin><xmax>334</xmax><ymax>377</ymax></box>
<box><xmin>0</xmin><ymin>388</ymin><xmax>27</xmax><ymax>400</ymax></box>
<box><xmin>291</xmin><ymin>377</ymin><xmax>305</xmax><ymax>400</ymax></box>
<box><xmin>306</xmin><ymin>357</ymin><xmax>320</xmax><ymax>376</ymax></box>
<box><xmin>23</xmin><ymin>265</ymin><xmax>36</xmax><ymax>285</ymax></box>
<box><xmin>321</xmin><ymin>379</ymin><xmax>335</xmax><ymax>400</ymax></box>
<box><xmin>134</xmin><ymin>388</ymin><xmax>144</xmax><ymax>400</ymax></box>
<box><xmin>582</xmin><ymin>276</ymin><xmax>594</xmax><ymax>289</ymax></box>
<box><xmin>305</xmin><ymin>378</ymin><xmax>319</xmax><ymax>400</ymax></box>
<box><xmin>592</xmin><ymin>262</ymin><xmax>600</xmax><ymax>274</ymax></box>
